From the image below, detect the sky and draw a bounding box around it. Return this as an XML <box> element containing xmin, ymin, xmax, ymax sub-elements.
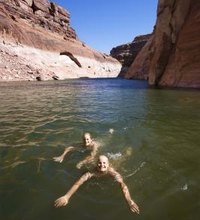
<box><xmin>52</xmin><ymin>0</ymin><xmax>158</xmax><ymax>54</ymax></box>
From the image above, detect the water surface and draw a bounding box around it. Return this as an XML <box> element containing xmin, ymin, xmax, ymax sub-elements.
<box><xmin>0</xmin><ymin>79</ymin><xmax>199</xmax><ymax>220</ymax></box>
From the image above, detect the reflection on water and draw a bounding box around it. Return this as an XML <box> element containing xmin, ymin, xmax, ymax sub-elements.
<box><xmin>0</xmin><ymin>79</ymin><xmax>200</xmax><ymax>220</ymax></box>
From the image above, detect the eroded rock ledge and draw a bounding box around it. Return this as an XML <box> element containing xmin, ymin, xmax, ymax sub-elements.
<box><xmin>0</xmin><ymin>0</ymin><xmax>121</xmax><ymax>81</ymax></box>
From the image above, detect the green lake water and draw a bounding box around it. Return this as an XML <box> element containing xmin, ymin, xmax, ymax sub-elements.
<box><xmin>0</xmin><ymin>79</ymin><xmax>199</xmax><ymax>220</ymax></box>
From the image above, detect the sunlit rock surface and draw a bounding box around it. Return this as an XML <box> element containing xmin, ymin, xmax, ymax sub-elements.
<box><xmin>0</xmin><ymin>0</ymin><xmax>121</xmax><ymax>81</ymax></box>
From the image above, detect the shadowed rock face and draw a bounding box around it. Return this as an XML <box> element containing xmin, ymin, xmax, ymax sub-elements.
<box><xmin>125</xmin><ymin>36</ymin><xmax>153</xmax><ymax>81</ymax></box>
<box><xmin>126</xmin><ymin>0</ymin><xmax>200</xmax><ymax>88</ymax></box>
<box><xmin>110</xmin><ymin>34</ymin><xmax>152</xmax><ymax>77</ymax></box>
<box><xmin>155</xmin><ymin>0</ymin><xmax>200</xmax><ymax>88</ymax></box>
<box><xmin>0</xmin><ymin>0</ymin><xmax>121</xmax><ymax>81</ymax></box>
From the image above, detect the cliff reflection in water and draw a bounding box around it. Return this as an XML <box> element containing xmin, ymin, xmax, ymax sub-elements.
<box><xmin>0</xmin><ymin>79</ymin><xmax>199</xmax><ymax>220</ymax></box>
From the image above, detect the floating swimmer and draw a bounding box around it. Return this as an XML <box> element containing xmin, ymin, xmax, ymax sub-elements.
<box><xmin>53</xmin><ymin>132</ymin><xmax>99</xmax><ymax>169</ymax></box>
<box><xmin>54</xmin><ymin>155</ymin><xmax>140</xmax><ymax>214</ymax></box>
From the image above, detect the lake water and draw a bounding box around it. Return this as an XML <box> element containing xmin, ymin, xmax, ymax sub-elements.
<box><xmin>0</xmin><ymin>79</ymin><xmax>199</xmax><ymax>220</ymax></box>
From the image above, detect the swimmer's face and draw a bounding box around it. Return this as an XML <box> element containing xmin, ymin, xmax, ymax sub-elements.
<box><xmin>97</xmin><ymin>156</ymin><xmax>109</xmax><ymax>172</ymax></box>
<box><xmin>83</xmin><ymin>133</ymin><xmax>92</xmax><ymax>147</ymax></box>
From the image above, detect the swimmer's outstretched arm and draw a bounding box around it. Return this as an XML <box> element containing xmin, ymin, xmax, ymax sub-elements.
<box><xmin>108</xmin><ymin>167</ymin><xmax>140</xmax><ymax>214</ymax></box>
<box><xmin>54</xmin><ymin>172</ymin><xmax>94</xmax><ymax>207</ymax></box>
<box><xmin>76</xmin><ymin>144</ymin><xmax>98</xmax><ymax>169</ymax></box>
<box><xmin>53</xmin><ymin>146</ymin><xmax>75</xmax><ymax>163</ymax></box>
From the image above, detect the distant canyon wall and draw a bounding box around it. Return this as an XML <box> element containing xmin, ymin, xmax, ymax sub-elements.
<box><xmin>116</xmin><ymin>0</ymin><xmax>200</xmax><ymax>88</ymax></box>
<box><xmin>110</xmin><ymin>34</ymin><xmax>152</xmax><ymax>78</ymax></box>
<box><xmin>0</xmin><ymin>0</ymin><xmax>121</xmax><ymax>81</ymax></box>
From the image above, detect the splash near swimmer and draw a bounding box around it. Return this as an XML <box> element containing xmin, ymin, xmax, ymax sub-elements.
<box><xmin>109</xmin><ymin>128</ymin><xmax>114</xmax><ymax>134</ymax></box>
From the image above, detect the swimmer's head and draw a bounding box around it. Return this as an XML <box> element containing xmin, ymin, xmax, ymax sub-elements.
<box><xmin>97</xmin><ymin>155</ymin><xmax>109</xmax><ymax>172</ymax></box>
<box><xmin>83</xmin><ymin>133</ymin><xmax>92</xmax><ymax>147</ymax></box>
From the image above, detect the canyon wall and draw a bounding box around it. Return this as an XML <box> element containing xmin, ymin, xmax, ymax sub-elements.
<box><xmin>125</xmin><ymin>0</ymin><xmax>200</xmax><ymax>88</ymax></box>
<box><xmin>0</xmin><ymin>0</ymin><xmax>121</xmax><ymax>81</ymax></box>
<box><xmin>110</xmin><ymin>34</ymin><xmax>151</xmax><ymax>77</ymax></box>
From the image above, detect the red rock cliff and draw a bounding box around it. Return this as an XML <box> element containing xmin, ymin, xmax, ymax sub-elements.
<box><xmin>110</xmin><ymin>34</ymin><xmax>152</xmax><ymax>77</ymax></box>
<box><xmin>126</xmin><ymin>0</ymin><xmax>200</xmax><ymax>88</ymax></box>
<box><xmin>0</xmin><ymin>0</ymin><xmax>121</xmax><ymax>81</ymax></box>
<box><xmin>0</xmin><ymin>0</ymin><xmax>76</xmax><ymax>50</ymax></box>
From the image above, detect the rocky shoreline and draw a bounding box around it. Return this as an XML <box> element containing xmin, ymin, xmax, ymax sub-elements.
<box><xmin>0</xmin><ymin>0</ymin><xmax>121</xmax><ymax>82</ymax></box>
<box><xmin>0</xmin><ymin>39</ymin><xmax>121</xmax><ymax>81</ymax></box>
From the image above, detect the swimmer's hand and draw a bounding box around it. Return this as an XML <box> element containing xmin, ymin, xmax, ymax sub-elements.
<box><xmin>54</xmin><ymin>195</ymin><xmax>69</xmax><ymax>207</ymax></box>
<box><xmin>53</xmin><ymin>156</ymin><xmax>64</xmax><ymax>163</ymax></box>
<box><xmin>53</xmin><ymin>146</ymin><xmax>74</xmax><ymax>163</ymax></box>
<box><xmin>129</xmin><ymin>200</ymin><xmax>140</xmax><ymax>214</ymax></box>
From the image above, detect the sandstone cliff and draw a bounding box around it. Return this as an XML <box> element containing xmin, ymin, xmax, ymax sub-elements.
<box><xmin>110</xmin><ymin>34</ymin><xmax>152</xmax><ymax>77</ymax></box>
<box><xmin>125</xmin><ymin>0</ymin><xmax>200</xmax><ymax>88</ymax></box>
<box><xmin>125</xmin><ymin>36</ymin><xmax>153</xmax><ymax>81</ymax></box>
<box><xmin>0</xmin><ymin>0</ymin><xmax>121</xmax><ymax>81</ymax></box>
